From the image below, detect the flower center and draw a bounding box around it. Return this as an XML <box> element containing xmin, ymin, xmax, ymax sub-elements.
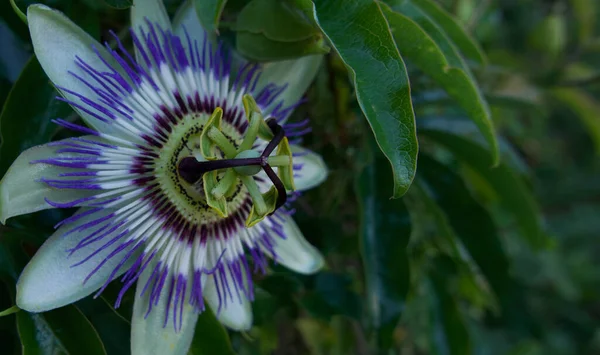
<box><xmin>154</xmin><ymin>111</ymin><xmax>247</xmax><ymax>225</ymax></box>
<box><xmin>153</xmin><ymin>95</ymin><xmax>295</xmax><ymax>228</ymax></box>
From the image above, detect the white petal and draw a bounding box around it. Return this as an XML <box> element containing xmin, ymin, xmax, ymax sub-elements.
<box><xmin>204</xmin><ymin>270</ymin><xmax>253</xmax><ymax>331</ymax></box>
<box><xmin>27</xmin><ymin>5</ymin><xmax>123</xmax><ymax>135</ymax></box>
<box><xmin>131</xmin><ymin>261</ymin><xmax>199</xmax><ymax>355</ymax></box>
<box><xmin>16</xmin><ymin>207</ymin><xmax>139</xmax><ymax>312</ymax></box>
<box><xmin>0</xmin><ymin>138</ymin><xmax>99</xmax><ymax>224</ymax></box>
<box><xmin>131</xmin><ymin>0</ymin><xmax>172</xmax><ymax>64</ymax></box>
<box><xmin>292</xmin><ymin>145</ymin><xmax>328</xmax><ymax>191</ymax></box>
<box><xmin>255</xmin><ymin>55</ymin><xmax>323</xmax><ymax>121</ymax></box>
<box><xmin>172</xmin><ymin>0</ymin><xmax>212</xmax><ymax>42</ymax></box>
<box><xmin>268</xmin><ymin>214</ymin><xmax>324</xmax><ymax>274</ymax></box>
<box><xmin>172</xmin><ymin>1</ymin><xmax>241</xmax><ymax>74</ymax></box>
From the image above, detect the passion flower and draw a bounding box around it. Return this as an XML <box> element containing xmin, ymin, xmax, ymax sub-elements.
<box><xmin>0</xmin><ymin>2</ymin><xmax>327</xmax><ymax>354</ymax></box>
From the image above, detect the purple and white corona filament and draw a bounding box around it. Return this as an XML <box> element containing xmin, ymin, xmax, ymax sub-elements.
<box><xmin>2</xmin><ymin>3</ymin><xmax>326</xmax><ymax>350</ymax></box>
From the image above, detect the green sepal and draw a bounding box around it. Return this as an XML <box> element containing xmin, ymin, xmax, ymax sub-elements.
<box><xmin>0</xmin><ymin>305</ymin><xmax>20</xmax><ymax>317</ymax></box>
<box><xmin>276</xmin><ymin>136</ymin><xmax>296</xmax><ymax>191</ymax></box>
<box><xmin>200</xmin><ymin>107</ymin><xmax>224</xmax><ymax>160</ymax></box>
<box><xmin>203</xmin><ymin>171</ymin><xmax>228</xmax><ymax>217</ymax></box>
<box><xmin>242</xmin><ymin>94</ymin><xmax>274</xmax><ymax>140</ymax></box>
<box><xmin>246</xmin><ymin>186</ymin><xmax>278</xmax><ymax>227</ymax></box>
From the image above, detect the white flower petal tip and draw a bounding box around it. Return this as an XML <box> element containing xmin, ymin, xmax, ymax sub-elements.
<box><xmin>270</xmin><ymin>216</ymin><xmax>325</xmax><ymax>275</ymax></box>
<box><xmin>131</xmin><ymin>263</ymin><xmax>199</xmax><ymax>355</ymax></box>
<box><xmin>16</xmin><ymin>208</ymin><xmax>140</xmax><ymax>313</ymax></box>
<box><xmin>256</xmin><ymin>55</ymin><xmax>323</xmax><ymax>118</ymax></box>
<box><xmin>0</xmin><ymin>139</ymin><xmax>99</xmax><ymax>225</ymax></box>
<box><xmin>216</xmin><ymin>304</ymin><xmax>253</xmax><ymax>331</ymax></box>
<box><xmin>204</xmin><ymin>271</ymin><xmax>254</xmax><ymax>331</ymax></box>
<box><xmin>26</xmin><ymin>4</ymin><xmax>123</xmax><ymax>136</ymax></box>
<box><xmin>131</xmin><ymin>0</ymin><xmax>172</xmax><ymax>64</ymax></box>
<box><xmin>173</xmin><ymin>0</ymin><xmax>205</xmax><ymax>37</ymax></box>
<box><xmin>291</xmin><ymin>145</ymin><xmax>328</xmax><ymax>191</ymax></box>
<box><xmin>130</xmin><ymin>0</ymin><xmax>171</xmax><ymax>31</ymax></box>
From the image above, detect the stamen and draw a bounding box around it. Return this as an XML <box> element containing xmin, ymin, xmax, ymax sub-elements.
<box><xmin>176</xmin><ymin>102</ymin><xmax>293</xmax><ymax>223</ymax></box>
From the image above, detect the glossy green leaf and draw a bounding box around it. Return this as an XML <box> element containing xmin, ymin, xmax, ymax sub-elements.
<box><xmin>421</xmin><ymin>128</ymin><xmax>546</xmax><ymax>248</ymax></box>
<box><xmin>236</xmin><ymin>31</ymin><xmax>329</xmax><ymax>62</ymax></box>
<box><xmin>0</xmin><ymin>14</ymin><xmax>29</xmax><ymax>83</ymax></box>
<box><xmin>382</xmin><ymin>4</ymin><xmax>499</xmax><ymax>164</ymax></box>
<box><xmin>528</xmin><ymin>13</ymin><xmax>567</xmax><ymax>57</ymax></box>
<box><xmin>300</xmin><ymin>272</ymin><xmax>362</xmax><ymax>321</ymax></box>
<box><xmin>408</xmin><ymin>181</ymin><xmax>494</xmax><ymax>311</ymax></box>
<box><xmin>102</xmin><ymin>0</ymin><xmax>133</xmax><ymax>10</ymax></box>
<box><xmin>417</xmin><ymin>117</ymin><xmax>529</xmax><ymax>178</ymax></box>
<box><xmin>188</xmin><ymin>307</ymin><xmax>235</xmax><ymax>355</ymax></box>
<box><xmin>454</xmin><ymin>0</ymin><xmax>475</xmax><ymax>24</ymax></box>
<box><xmin>314</xmin><ymin>0</ymin><xmax>418</xmax><ymax>197</ymax></box>
<box><xmin>417</xmin><ymin>156</ymin><xmax>534</xmax><ymax>332</ymax></box>
<box><xmin>416</xmin><ymin>156</ymin><xmax>509</xmax><ymax>299</ymax></box>
<box><xmin>17</xmin><ymin>312</ymin><xmax>64</xmax><ymax>355</ymax></box>
<box><xmin>194</xmin><ymin>0</ymin><xmax>227</xmax><ymax>33</ymax></box>
<box><xmin>428</xmin><ymin>257</ymin><xmax>471</xmax><ymax>355</ymax></box>
<box><xmin>77</xmin><ymin>297</ymin><xmax>131</xmax><ymax>355</ymax></box>
<box><xmin>0</xmin><ymin>228</ymin><xmax>35</xmax><ymax>281</ymax></box>
<box><xmin>0</xmin><ymin>56</ymin><xmax>71</xmax><ymax>177</ymax></box>
<box><xmin>550</xmin><ymin>87</ymin><xmax>600</xmax><ymax>154</ymax></box>
<box><xmin>393</xmin><ymin>0</ymin><xmax>486</xmax><ymax>64</ymax></box>
<box><xmin>571</xmin><ymin>0</ymin><xmax>596</xmax><ymax>43</ymax></box>
<box><xmin>356</xmin><ymin>148</ymin><xmax>411</xmax><ymax>348</ymax></box>
<box><xmin>101</xmin><ymin>0</ymin><xmax>133</xmax><ymax>9</ymax></box>
<box><xmin>237</xmin><ymin>0</ymin><xmax>317</xmax><ymax>42</ymax></box>
<box><xmin>17</xmin><ymin>305</ymin><xmax>107</xmax><ymax>355</ymax></box>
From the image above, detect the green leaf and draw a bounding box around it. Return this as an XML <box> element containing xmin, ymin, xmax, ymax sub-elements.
<box><xmin>0</xmin><ymin>11</ymin><xmax>29</xmax><ymax>83</ymax></box>
<box><xmin>382</xmin><ymin>4</ymin><xmax>499</xmax><ymax>165</ymax></box>
<box><xmin>549</xmin><ymin>87</ymin><xmax>600</xmax><ymax>155</ymax></box>
<box><xmin>0</xmin><ymin>56</ymin><xmax>72</xmax><ymax>177</ymax></box>
<box><xmin>416</xmin><ymin>156</ymin><xmax>509</xmax><ymax>302</ymax></box>
<box><xmin>236</xmin><ymin>31</ymin><xmax>329</xmax><ymax>62</ymax></box>
<box><xmin>528</xmin><ymin>13</ymin><xmax>567</xmax><ymax>57</ymax></box>
<box><xmin>77</xmin><ymin>298</ymin><xmax>131</xmax><ymax>355</ymax></box>
<box><xmin>313</xmin><ymin>0</ymin><xmax>418</xmax><ymax>197</ymax></box>
<box><xmin>101</xmin><ymin>0</ymin><xmax>133</xmax><ymax>9</ymax></box>
<box><xmin>417</xmin><ymin>117</ymin><xmax>529</xmax><ymax>178</ymax></box>
<box><xmin>236</xmin><ymin>0</ymin><xmax>317</xmax><ymax>42</ymax></box>
<box><xmin>428</xmin><ymin>257</ymin><xmax>471</xmax><ymax>355</ymax></box>
<box><xmin>194</xmin><ymin>0</ymin><xmax>227</xmax><ymax>33</ymax></box>
<box><xmin>356</xmin><ymin>147</ymin><xmax>411</xmax><ymax>349</ymax></box>
<box><xmin>300</xmin><ymin>272</ymin><xmax>362</xmax><ymax>320</ymax></box>
<box><xmin>188</xmin><ymin>307</ymin><xmax>235</xmax><ymax>355</ymax></box>
<box><xmin>416</xmin><ymin>156</ymin><xmax>534</xmax><ymax>333</ymax></box>
<box><xmin>571</xmin><ymin>0</ymin><xmax>596</xmax><ymax>43</ymax></box>
<box><xmin>395</xmin><ymin>0</ymin><xmax>486</xmax><ymax>64</ymax></box>
<box><xmin>0</xmin><ymin>228</ymin><xmax>36</xmax><ymax>281</ymax></box>
<box><xmin>407</xmin><ymin>181</ymin><xmax>494</xmax><ymax>311</ymax></box>
<box><xmin>17</xmin><ymin>305</ymin><xmax>107</xmax><ymax>355</ymax></box>
<box><xmin>421</xmin><ymin>128</ymin><xmax>546</xmax><ymax>248</ymax></box>
<box><xmin>17</xmin><ymin>312</ymin><xmax>65</xmax><ymax>355</ymax></box>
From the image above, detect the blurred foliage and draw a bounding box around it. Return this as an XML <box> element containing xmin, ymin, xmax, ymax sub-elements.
<box><xmin>1</xmin><ymin>0</ymin><xmax>600</xmax><ymax>354</ymax></box>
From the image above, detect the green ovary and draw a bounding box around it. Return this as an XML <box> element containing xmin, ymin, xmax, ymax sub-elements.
<box><xmin>153</xmin><ymin>112</ymin><xmax>249</xmax><ymax>225</ymax></box>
